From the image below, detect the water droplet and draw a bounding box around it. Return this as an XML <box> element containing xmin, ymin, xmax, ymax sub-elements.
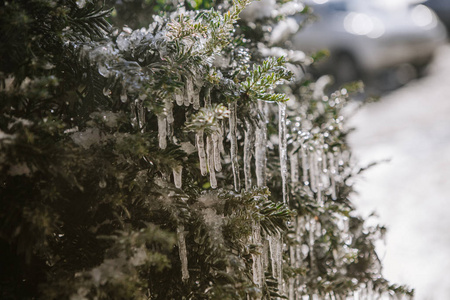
<box><xmin>120</xmin><ymin>89</ymin><xmax>127</xmax><ymax>102</ymax></box>
<box><xmin>76</xmin><ymin>0</ymin><xmax>86</xmax><ymax>8</ymax></box>
<box><xmin>103</xmin><ymin>88</ymin><xmax>111</xmax><ymax>97</ymax></box>
<box><xmin>99</xmin><ymin>179</ymin><xmax>107</xmax><ymax>188</ymax></box>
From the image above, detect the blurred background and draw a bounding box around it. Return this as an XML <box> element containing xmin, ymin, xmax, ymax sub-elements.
<box><xmin>291</xmin><ymin>0</ymin><xmax>450</xmax><ymax>299</ymax></box>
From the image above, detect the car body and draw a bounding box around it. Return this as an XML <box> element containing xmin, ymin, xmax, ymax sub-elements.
<box><xmin>424</xmin><ymin>0</ymin><xmax>450</xmax><ymax>31</ymax></box>
<box><xmin>290</xmin><ymin>0</ymin><xmax>447</xmax><ymax>84</ymax></box>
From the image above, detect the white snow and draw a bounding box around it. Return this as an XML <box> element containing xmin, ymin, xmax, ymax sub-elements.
<box><xmin>349</xmin><ymin>45</ymin><xmax>450</xmax><ymax>300</ymax></box>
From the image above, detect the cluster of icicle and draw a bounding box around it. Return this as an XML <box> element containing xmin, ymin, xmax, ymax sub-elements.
<box><xmin>286</xmin><ymin>85</ymin><xmax>351</xmax><ymax>299</ymax></box>
<box><xmin>242</xmin><ymin>100</ymin><xmax>288</xmax><ymax>299</ymax></box>
<box><xmin>169</xmin><ymin>78</ymin><xmax>228</xmax><ymax>283</ymax></box>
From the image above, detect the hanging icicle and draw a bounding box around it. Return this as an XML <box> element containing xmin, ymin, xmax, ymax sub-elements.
<box><xmin>166</xmin><ymin>100</ymin><xmax>174</xmax><ymax>140</ymax></box>
<box><xmin>308</xmin><ymin>217</ymin><xmax>317</xmax><ymax>274</ymax></box>
<box><xmin>255</xmin><ymin>100</ymin><xmax>267</xmax><ymax>187</ymax></box>
<box><xmin>196</xmin><ymin>129</ymin><xmax>207</xmax><ymax>176</ymax></box>
<box><xmin>229</xmin><ymin>102</ymin><xmax>240</xmax><ymax>192</ymax></box>
<box><xmin>269</xmin><ymin>233</ymin><xmax>284</xmax><ymax>295</ymax></box>
<box><xmin>137</xmin><ymin>100</ymin><xmax>146</xmax><ymax>132</ymax></box>
<box><xmin>120</xmin><ymin>88</ymin><xmax>128</xmax><ymax>103</ymax></box>
<box><xmin>175</xmin><ymin>89</ymin><xmax>184</xmax><ymax>106</ymax></box>
<box><xmin>206</xmin><ymin>135</ymin><xmax>217</xmax><ymax>188</ymax></box>
<box><xmin>218</xmin><ymin>124</ymin><xmax>225</xmax><ymax>154</ymax></box>
<box><xmin>212</xmin><ymin>132</ymin><xmax>222</xmax><ymax>172</ymax></box>
<box><xmin>244</xmin><ymin>119</ymin><xmax>254</xmax><ymax>191</ymax></box>
<box><xmin>173</xmin><ymin>165</ymin><xmax>182</xmax><ymax>188</ymax></box>
<box><xmin>193</xmin><ymin>90</ymin><xmax>200</xmax><ymax>110</ymax></box>
<box><xmin>309</xmin><ymin>149</ymin><xmax>318</xmax><ymax>193</ymax></box>
<box><xmin>177</xmin><ymin>225</ymin><xmax>189</xmax><ymax>282</ymax></box>
<box><xmin>290</xmin><ymin>142</ymin><xmax>300</xmax><ymax>183</ymax></box>
<box><xmin>251</xmin><ymin>222</ymin><xmax>264</xmax><ymax>290</ymax></box>
<box><xmin>157</xmin><ymin>114</ymin><xmax>167</xmax><ymax>149</ymax></box>
<box><xmin>278</xmin><ymin>102</ymin><xmax>288</xmax><ymax>204</ymax></box>
<box><xmin>301</xmin><ymin>143</ymin><xmax>309</xmax><ymax>185</ymax></box>
<box><xmin>328</xmin><ymin>152</ymin><xmax>337</xmax><ymax>200</ymax></box>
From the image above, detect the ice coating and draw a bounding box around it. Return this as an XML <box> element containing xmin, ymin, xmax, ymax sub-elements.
<box><xmin>196</xmin><ymin>129</ymin><xmax>208</xmax><ymax>176</ymax></box>
<box><xmin>269</xmin><ymin>234</ymin><xmax>284</xmax><ymax>294</ymax></box>
<box><xmin>173</xmin><ymin>165</ymin><xmax>182</xmax><ymax>188</ymax></box>
<box><xmin>309</xmin><ymin>150</ymin><xmax>317</xmax><ymax>193</ymax></box>
<box><xmin>251</xmin><ymin>222</ymin><xmax>264</xmax><ymax>291</ymax></box>
<box><xmin>328</xmin><ymin>152</ymin><xmax>337</xmax><ymax>200</ymax></box>
<box><xmin>278</xmin><ymin>102</ymin><xmax>288</xmax><ymax>203</ymax></box>
<box><xmin>206</xmin><ymin>135</ymin><xmax>217</xmax><ymax>188</ymax></box>
<box><xmin>229</xmin><ymin>102</ymin><xmax>240</xmax><ymax>192</ymax></box>
<box><xmin>255</xmin><ymin>101</ymin><xmax>268</xmax><ymax>187</ymax></box>
<box><xmin>193</xmin><ymin>91</ymin><xmax>200</xmax><ymax>110</ymax></box>
<box><xmin>175</xmin><ymin>90</ymin><xmax>184</xmax><ymax>106</ymax></box>
<box><xmin>120</xmin><ymin>88</ymin><xmax>128</xmax><ymax>103</ymax></box>
<box><xmin>137</xmin><ymin>100</ymin><xmax>145</xmax><ymax>132</ymax></box>
<box><xmin>290</xmin><ymin>142</ymin><xmax>299</xmax><ymax>183</ymax></box>
<box><xmin>301</xmin><ymin>145</ymin><xmax>309</xmax><ymax>184</ymax></box>
<box><xmin>157</xmin><ymin>114</ymin><xmax>167</xmax><ymax>149</ymax></box>
<box><xmin>177</xmin><ymin>225</ymin><xmax>189</xmax><ymax>282</ymax></box>
<box><xmin>212</xmin><ymin>132</ymin><xmax>222</xmax><ymax>172</ymax></box>
<box><xmin>244</xmin><ymin>119</ymin><xmax>254</xmax><ymax>190</ymax></box>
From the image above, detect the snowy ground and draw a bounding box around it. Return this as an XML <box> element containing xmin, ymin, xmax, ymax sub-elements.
<box><xmin>348</xmin><ymin>44</ymin><xmax>450</xmax><ymax>300</ymax></box>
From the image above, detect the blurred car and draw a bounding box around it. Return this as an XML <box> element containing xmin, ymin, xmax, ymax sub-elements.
<box><xmin>424</xmin><ymin>0</ymin><xmax>450</xmax><ymax>31</ymax></box>
<box><xmin>290</xmin><ymin>0</ymin><xmax>447</xmax><ymax>85</ymax></box>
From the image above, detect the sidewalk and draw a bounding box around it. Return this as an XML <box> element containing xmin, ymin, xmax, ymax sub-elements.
<box><xmin>348</xmin><ymin>45</ymin><xmax>450</xmax><ymax>300</ymax></box>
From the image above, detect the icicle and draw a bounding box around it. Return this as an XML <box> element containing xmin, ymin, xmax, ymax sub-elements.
<box><xmin>309</xmin><ymin>150</ymin><xmax>318</xmax><ymax>193</ymax></box>
<box><xmin>244</xmin><ymin>119</ymin><xmax>254</xmax><ymax>191</ymax></box>
<box><xmin>289</xmin><ymin>224</ymin><xmax>297</xmax><ymax>300</ymax></box>
<box><xmin>308</xmin><ymin>217</ymin><xmax>316</xmax><ymax>273</ymax></box>
<box><xmin>196</xmin><ymin>129</ymin><xmax>207</xmax><ymax>176</ymax></box>
<box><xmin>251</xmin><ymin>222</ymin><xmax>264</xmax><ymax>289</ymax></box>
<box><xmin>157</xmin><ymin>114</ymin><xmax>167</xmax><ymax>149</ymax></box>
<box><xmin>120</xmin><ymin>88</ymin><xmax>128</xmax><ymax>103</ymax></box>
<box><xmin>269</xmin><ymin>234</ymin><xmax>284</xmax><ymax>295</ymax></box>
<box><xmin>193</xmin><ymin>92</ymin><xmax>200</xmax><ymax>110</ymax></box>
<box><xmin>255</xmin><ymin>100</ymin><xmax>267</xmax><ymax>187</ymax></box>
<box><xmin>328</xmin><ymin>152</ymin><xmax>337</xmax><ymax>200</ymax></box>
<box><xmin>204</xmin><ymin>87</ymin><xmax>211</xmax><ymax>107</ymax></box>
<box><xmin>137</xmin><ymin>100</ymin><xmax>146</xmax><ymax>132</ymax></box>
<box><xmin>218</xmin><ymin>125</ymin><xmax>225</xmax><ymax>154</ymax></box>
<box><xmin>166</xmin><ymin>100</ymin><xmax>174</xmax><ymax>125</ymax></box>
<box><xmin>166</xmin><ymin>100</ymin><xmax>174</xmax><ymax>140</ymax></box>
<box><xmin>229</xmin><ymin>102</ymin><xmax>240</xmax><ymax>192</ymax></box>
<box><xmin>290</xmin><ymin>142</ymin><xmax>299</xmax><ymax>183</ymax></box>
<box><xmin>212</xmin><ymin>132</ymin><xmax>222</xmax><ymax>172</ymax></box>
<box><xmin>278</xmin><ymin>102</ymin><xmax>288</xmax><ymax>203</ymax></box>
<box><xmin>175</xmin><ymin>90</ymin><xmax>184</xmax><ymax>106</ymax></box>
<box><xmin>206</xmin><ymin>135</ymin><xmax>217</xmax><ymax>188</ymax></box>
<box><xmin>184</xmin><ymin>78</ymin><xmax>193</xmax><ymax>106</ymax></box>
<box><xmin>301</xmin><ymin>144</ymin><xmax>309</xmax><ymax>185</ymax></box>
<box><xmin>173</xmin><ymin>165</ymin><xmax>182</xmax><ymax>188</ymax></box>
<box><xmin>177</xmin><ymin>225</ymin><xmax>189</xmax><ymax>282</ymax></box>
<box><xmin>288</xmin><ymin>277</ymin><xmax>295</xmax><ymax>300</ymax></box>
